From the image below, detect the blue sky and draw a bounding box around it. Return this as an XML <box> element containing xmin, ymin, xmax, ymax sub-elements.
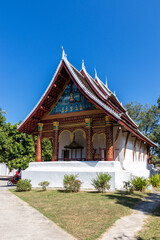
<box><xmin>0</xmin><ymin>0</ymin><xmax>160</xmax><ymax>124</ymax></box>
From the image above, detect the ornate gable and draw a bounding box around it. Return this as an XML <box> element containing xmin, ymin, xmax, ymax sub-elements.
<box><xmin>49</xmin><ymin>81</ymin><xmax>96</xmax><ymax>115</ymax></box>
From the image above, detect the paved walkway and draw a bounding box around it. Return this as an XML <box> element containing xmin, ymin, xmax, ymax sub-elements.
<box><xmin>0</xmin><ymin>179</ymin><xmax>75</xmax><ymax>240</ymax></box>
<box><xmin>99</xmin><ymin>191</ymin><xmax>160</xmax><ymax>240</ymax></box>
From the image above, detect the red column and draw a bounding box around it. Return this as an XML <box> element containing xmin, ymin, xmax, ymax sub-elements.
<box><xmin>36</xmin><ymin>123</ymin><xmax>43</xmax><ymax>162</ymax></box>
<box><xmin>147</xmin><ymin>145</ymin><xmax>151</xmax><ymax>164</ymax></box>
<box><xmin>52</xmin><ymin>122</ymin><xmax>59</xmax><ymax>161</ymax></box>
<box><xmin>105</xmin><ymin>116</ymin><xmax>114</xmax><ymax>161</ymax></box>
<box><xmin>85</xmin><ymin>118</ymin><xmax>93</xmax><ymax>161</ymax></box>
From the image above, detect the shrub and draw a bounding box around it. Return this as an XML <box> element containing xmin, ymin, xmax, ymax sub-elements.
<box><xmin>149</xmin><ymin>173</ymin><xmax>160</xmax><ymax>187</ymax></box>
<box><xmin>92</xmin><ymin>173</ymin><xmax>111</xmax><ymax>193</ymax></box>
<box><xmin>63</xmin><ymin>174</ymin><xmax>82</xmax><ymax>192</ymax></box>
<box><xmin>123</xmin><ymin>181</ymin><xmax>133</xmax><ymax>193</ymax></box>
<box><xmin>16</xmin><ymin>179</ymin><xmax>32</xmax><ymax>192</ymax></box>
<box><xmin>131</xmin><ymin>176</ymin><xmax>149</xmax><ymax>192</ymax></box>
<box><xmin>38</xmin><ymin>181</ymin><xmax>50</xmax><ymax>191</ymax></box>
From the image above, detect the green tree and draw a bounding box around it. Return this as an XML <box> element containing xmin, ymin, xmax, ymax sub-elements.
<box><xmin>0</xmin><ymin>119</ymin><xmax>35</xmax><ymax>170</ymax></box>
<box><xmin>0</xmin><ymin>108</ymin><xmax>6</xmax><ymax>127</ymax></box>
<box><xmin>42</xmin><ymin>138</ymin><xmax>52</xmax><ymax>161</ymax></box>
<box><xmin>0</xmin><ymin>108</ymin><xmax>52</xmax><ymax>169</ymax></box>
<box><xmin>125</xmin><ymin>97</ymin><xmax>160</xmax><ymax>166</ymax></box>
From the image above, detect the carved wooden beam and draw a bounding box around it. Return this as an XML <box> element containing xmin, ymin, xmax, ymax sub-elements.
<box><xmin>59</xmin><ymin>73</ymin><xmax>69</xmax><ymax>82</ymax></box>
<box><xmin>47</xmin><ymin>95</ymin><xmax>56</xmax><ymax>100</ymax></box>
<box><xmin>113</xmin><ymin>127</ymin><xmax>120</xmax><ymax>159</ymax></box>
<box><xmin>138</xmin><ymin>141</ymin><xmax>142</xmax><ymax>161</ymax></box>
<box><xmin>113</xmin><ymin>124</ymin><xmax>120</xmax><ymax>127</ymax></box>
<box><xmin>124</xmin><ymin>132</ymin><xmax>130</xmax><ymax>159</ymax></box>
<box><xmin>53</xmin><ymin>84</ymin><xmax>61</xmax><ymax>92</ymax></box>
<box><xmin>40</xmin><ymin>105</ymin><xmax>50</xmax><ymax>111</ymax></box>
<box><xmin>133</xmin><ymin>137</ymin><xmax>137</xmax><ymax>161</ymax></box>
<box><xmin>32</xmin><ymin>116</ymin><xmax>41</xmax><ymax>121</ymax></box>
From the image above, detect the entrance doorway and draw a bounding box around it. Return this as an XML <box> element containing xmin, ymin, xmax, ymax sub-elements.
<box><xmin>58</xmin><ymin>130</ymin><xmax>86</xmax><ymax>160</ymax></box>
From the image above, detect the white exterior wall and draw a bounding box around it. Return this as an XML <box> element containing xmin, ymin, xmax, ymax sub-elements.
<box><xmin>123</xmin><ymin>135</ymin><xmax>151</xmax><ymax>178</ymax></box>
<box><xmin>113</xmin><ymin>128</ymin><xmax>125</xmax><ymax>162</ymax></box>
<box><xmin>113</xmin><ymin>129</ymin><xmax>152</xmax><ymax>179</ymax></box>
<box><xmin>0</xmin><ymin>163</ymin><xmax>16</xmax><ymax>176</ymax></box>
<box><xmin>22</xmin><ymin>161</ymin><xmax>131</xmax><ymax>190</ymax></box>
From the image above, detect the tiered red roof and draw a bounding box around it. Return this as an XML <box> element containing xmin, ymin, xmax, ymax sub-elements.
<box><xmin>18</xmin><ymin>50</ymin><xmax>157</xmax><ymax>147</ymax></box>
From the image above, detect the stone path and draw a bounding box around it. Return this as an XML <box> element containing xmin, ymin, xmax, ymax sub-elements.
<box><xmin>99</xmin><ymin>191</ymin><xmax>160</xmax><ymax>240</ymax></box>
<box><xmin>0</xmin><ymin>179</ymin><xmax>75</xmax><ymax>240</ymax></box>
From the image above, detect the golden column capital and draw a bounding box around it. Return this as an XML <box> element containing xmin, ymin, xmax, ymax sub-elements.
<box><xmin>85</xmin><ymin>118</ymin><xmax>92</xmax><ymax>127</ymax></box>
<box><xmin>53</xmin><ymin>121</ymin><xmax>59</xmax><ymax>130</ymax></box>
<box><xmin>105</xmin><ymin>116</ymin><xmax>113</xmax><ymax>125</ymax></box>
<box><xmin>38</xmin><ymin>123</ymin><xmax>43</xmax><ymax>131</ymax></box>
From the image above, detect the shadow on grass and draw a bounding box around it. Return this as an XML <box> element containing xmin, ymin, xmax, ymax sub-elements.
<box><xmin>103</xmin><ymin>190</ymin><xmax>160</xmax><ymax>217</ymax></box>
<box><xmin>105</xmin><ymin>191</ymin><xmax>143</xmax><ymax>208</ymax></box>
<box><xmin>57</xmin><ymin>189</ymin><xmax>66</xmax><ymax>193</ymax></box>
<box><xmin>35</xmin><ymin>190</ymin><xmax>46</xmax><ymax>192</ymax></box>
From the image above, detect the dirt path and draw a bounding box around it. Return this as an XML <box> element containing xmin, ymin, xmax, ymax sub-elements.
<box><xmin>0</xmin><ymin>179</ymin><xmax>75</xmax><ymax>240</ymax></box>
<box><xmin>99</xmin><ymin>191</ymin><xmax>160</xmax><ymax>240</ymax></box>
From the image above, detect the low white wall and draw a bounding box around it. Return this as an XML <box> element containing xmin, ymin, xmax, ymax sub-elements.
<box><xmin>0</xmin><ymin>163</ymin><xmax>16</xmax><ymax>176</ymax></box>
<box><xmin>22</xmin><ymin>161</ymin><xmax>153</xmax><ymax>190</ymax></box>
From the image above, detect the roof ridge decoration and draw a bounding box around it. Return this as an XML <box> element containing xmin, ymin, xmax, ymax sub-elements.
<box><xmin>62</xmin><ymin>46</ymin><xmax>67</xmax><ymax>60</ymax></box>
<box><xmin>82</xmin><ymin>59</ymin><xmax>85</xmax><ymax>70</ymax></box>
<box><xmin>64</xmin><ymin>57</ymin><xmax>121</xmax><ymax>120</ymax></box>
<box><xmin>105</xmin><ymin>76</ymin><xmax>108</xmax><ymax>89</ymax></box>
<box><xmin>81</xmin><ymin>61</ymin><xmax>109</xmax><ymax>100</ymax></box>
<box><xmin>94</xmin><ymin>68</ymin><xmax>111</xmax><ymax>96</ymax></box>
<box><xmin>93</xmin><ymin>68</ymin><xmax>127</xmax><ymax>114</ymax></box>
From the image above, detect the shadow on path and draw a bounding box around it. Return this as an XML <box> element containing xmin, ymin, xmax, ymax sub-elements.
<box><xmin>99</xmin><ymin>191</ymin><xmax>160</xmax><ymax>240</ymax></box>
<box><xmin>106</xmin><ymin>191</ymin><xmax>160</xmax><ymax>216</ymax></box>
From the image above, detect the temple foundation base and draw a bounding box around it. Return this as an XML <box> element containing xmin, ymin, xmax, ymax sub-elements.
<box><xmin>22</xmin><ymin>161</ymin><xmax>155</xmax><ymax>190</ymax></box>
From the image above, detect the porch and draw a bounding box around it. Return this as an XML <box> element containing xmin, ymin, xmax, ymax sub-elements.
<box><xmin>34</xmin><ymin>116</ymin><xmax>118</xmax><ymax>162</ymax></box>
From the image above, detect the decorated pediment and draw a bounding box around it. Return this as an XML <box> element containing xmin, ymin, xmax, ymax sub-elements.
<box><xmin>49</xmin><ymin>81</ymin><xmax>96</xmax><ymax>115</ymax></box>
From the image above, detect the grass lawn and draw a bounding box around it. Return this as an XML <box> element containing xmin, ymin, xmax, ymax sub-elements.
<box><xmin>11</xmin><ymin>189</ymin><xmax>147</xmax><ymax>240</ymax></box>
<box><xmin>137</xmin><ymin>204</ymin><xmax>160</xmax><ymax>240</ymax></box>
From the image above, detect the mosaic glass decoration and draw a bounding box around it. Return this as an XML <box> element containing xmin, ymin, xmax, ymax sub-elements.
<box><xmin>49</xmin><ymin>81</ymin><xmax>96</xmax><ymax>115</ymax></box>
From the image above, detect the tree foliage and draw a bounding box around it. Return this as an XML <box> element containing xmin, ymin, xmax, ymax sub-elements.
<box><xmin>0</xmin><ymin>108</ymin><xmax>53</xmax><ymax>170</ymax></box>
<box><xmin>125</xmin><ymin>96</ymin><xmax>160</xmax><ymax>165</ymax></box>
<box><xmin>42</xmin><ymin>138</ymin><xmax>52</xmax><ymax>161</ymax></box>
<box><xmin>0</xmin><ymin>121</ymin><xmax>35</xmax><ymax>170</ymax></box>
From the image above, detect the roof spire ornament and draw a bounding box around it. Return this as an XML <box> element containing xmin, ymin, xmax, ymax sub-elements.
<box><xmin>105</xmin><ymin>76</ymin><xmax>108</xmax><ymax>88</ymax></box>
<box><xmin>62</xmin><ymin>46</ymin><xmax>67</xmax><ymax>60</ymax></box>
<box><xmin>94</xmin><ymin>68</ymin><xmax>97</xmax><ymax>79</ymax></box>
<box><xmin>82</xmin><ymin>59</ymin><xmax>85</xmax><ymax>70</ymax></box>
<box><xmin>114</xmin><ymin>90</ymin><xmax>116</xmax><ymax>96</ymax></box>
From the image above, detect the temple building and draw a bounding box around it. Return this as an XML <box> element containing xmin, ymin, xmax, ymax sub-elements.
<box><xmin>18</xmin><ymin>49</ymin><xmax>157</xmax><ymax>189</ymax></box>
